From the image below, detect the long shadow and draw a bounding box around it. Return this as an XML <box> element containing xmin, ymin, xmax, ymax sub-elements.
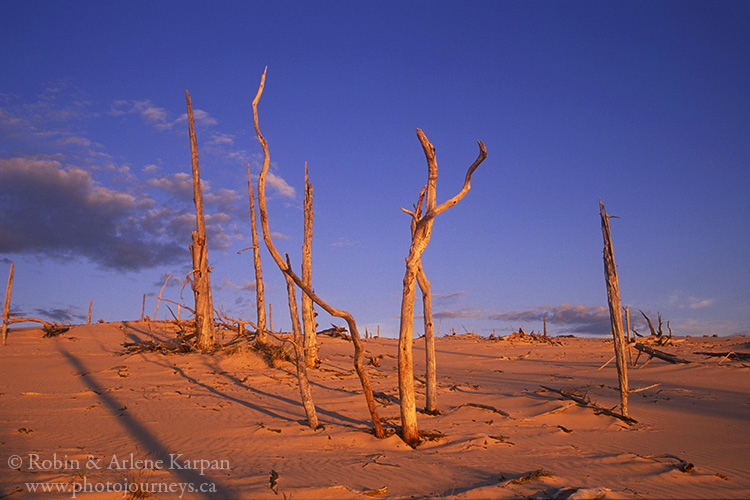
<box><xmin>161</xmin><ymin>359</ymin><xmax>295</xmax><ymax>422</ymax></box>
<box><xmin>57</xmin><ymin>347</ymin><xmax>237</xmax><ymax>499</ymax></box>
<box><xmin>206</xmin><ymin>360</ymin><xmax>366</xmax><ymax>428</ymax></box>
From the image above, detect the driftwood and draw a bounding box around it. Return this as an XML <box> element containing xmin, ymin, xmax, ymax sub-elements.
<box><xmin>455</xmin><ymin>402</ymin><xmax>510</xmax><ymax>417</ymax></box>
<box><xmin>540</xmin><ymin>385</ymin><xmax>637</xmax><ymax>425</ymax></box>
<box><xmin>6</xmin><ymin>314</ymin><xmax>70</xmax><ymax>338</ymax></box>
<box><xmin>122</xmin><ymin>336</ymin><xmax>193</xmax><ymax>355</ymax></box>
<box><xmin>636</xmin><ymin>310</ymin><xmax>673</xmax><ymax>345</ymax></box>
<box><xmin>633</xmin><ymin>343</ymin><xmax>690</xmax><ymax>365</ymax></box>
<box><xmin>694</xmin><ymin>351</ymin><xmax>750</xmax><ymax>362</ymax></box>
<box><xmin>318</xmin><ymin>324</ymin><xmax>350</xmax><ymax>340</ymax></box>
<box><xmin>639</xmin><ymin>454</ymin><xmax>695</xmax><ymax>473</ymax></box>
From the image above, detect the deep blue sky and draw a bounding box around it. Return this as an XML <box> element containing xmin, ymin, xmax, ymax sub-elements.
<box><xmin>1</xmin><ymin>1</ymin><xmax>748</xmax><ymax>337</ymax></box>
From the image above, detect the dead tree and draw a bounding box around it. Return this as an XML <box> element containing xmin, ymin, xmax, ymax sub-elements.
<box><xmin>252</xmin><ymin>69</ymin><xmax>319</xmax><ymax>430</ymax></box>
<box><xmin>252</xmin><ymin>68</ymin><xmax>384</xmax><ymax>438</ymax></box>
<box><xmin>600</xmin><ymin>200</ymin><xmax>629</xmax><ymax>417</ymax></box>
<box><xmin>186</xmin><ymin>90</ymin><xmax>216</xmax><ymax>352</ymax></box>
<box><xmin>398</xmin><ymin>129</ymin><xmax>487</xmax><ymax>447</ymax></box>
<box><xmin>2</xmin><ymin>263</ymin><xmax>13</xmax><ymax>345</ymax></box>
<box><xmin>247</xmin><ymin>169</ymin><xmax>267</xmax><ymax>342</ymax></box>
<box><xmin>302</xmin><ymin>162</ymin><xmax>319</xmax><ymax>368</ymax></box>
<box><xmin>403</xmin><ymin>188</ymin><xmax>438</xmax><ymax>414</ymax></box>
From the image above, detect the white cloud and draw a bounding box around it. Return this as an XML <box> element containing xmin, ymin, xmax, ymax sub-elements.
<box><xmin>330</xmin><ymin>237</ymin><xmax>355</xmax><ymax>247</ymax></box>
<box><xmin>688</xmin><ymin>298</ymin><xmax>715</xmax><ymax>309</ymax></box>
<box><xmin>266</xmin><ymin>171</ymin><xmax>296</xmax><ymax>199</ymax></box>
<box><xmin>111</xmin><ymin>100</ymin><xmax>218</xmax><ymax>130</ymax></box>
<box><xmin>271</xmin><ymin>231</ymin><xmax>291</xmax><ymax>241</ymax></box>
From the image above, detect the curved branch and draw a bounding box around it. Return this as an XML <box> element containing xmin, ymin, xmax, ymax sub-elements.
<box><xmin>420</xmin><ymin>136</ymin><xmax>487</xmax><ymax>224</ymax></box>
<box><xmin>252</xmin><ymin>67</ymin><xmax>319</xmax><ymax>430</ymax></box>
<box><xmin>283</xmin><ymin>254</ymin><xmax>385</xmax><ymax>438</ymax></box>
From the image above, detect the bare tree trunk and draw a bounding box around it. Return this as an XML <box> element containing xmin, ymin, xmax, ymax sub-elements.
<box><xmin>252</xmin><ymin>69</ymin><xmax>318</xmax><ymax>430</ymax></box>
<box><xmin>141</xmin><ymin>294</ymin><xmax>146</xmax><ymax>321</ymax></box>
<box><xmin>186</xmin><ymin>90</ymin><xmax>216</xmax><ymax>352</ymax></box>
<box><xmin>624</xmin><ymin>305</ymin><xmax>634</xmax><ymax>366</ymax></box>
<box><xmin>405</xmin><ymin>187</ymin><xmax>438</xmax><ymax>414</ymax></box>
<box><xmin>600</xmin><ymin>200</ymin><xmax>629</xmax><ymax>417</ymax></box>
<box><xmin>397</xmin><ymin>129</ymin><xmax>487</xmax><ymax>447</ymax></box>
<box><xmin>417</xmin><ymin>265</ymin><xmax>437</xmax><ymax>414</ymax></box>
<box><xmin>253</xmin><ymin>68</ymin><xmax>383</xmax><ymax>437</ymax></box>
<box><xmin>2</xmin><ymin>263</ymin><xmax>14</xmax><ymax>345</ymax></box>
<box><xmin>247</xmin><ymin>169</ymin><xmax>267</xmax><ymax>342</ymax></box>
<box><xmin>87</xmin><ymin>298</ymin><xmax>93</xmax><ymax>325</ymax></box>
<box><xmin>302</xmin><ymin>162</ymin><xmax>319</xmax><ymax>368</ymax></box>
<box><xmin>284</xmin><ymin>254</ymin><xmax>385</xmax><ymax>438</ymax></box>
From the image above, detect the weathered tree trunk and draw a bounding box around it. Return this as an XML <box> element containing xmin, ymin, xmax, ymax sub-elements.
<box><xmin>253</xmin><ymin>68</ymin><xmax>384</xmax><ymax>437</ymax></box>
<box><xmin>141</xmin><ymin>294</ymin><xmax>146</xmax><ymax>321</ymax></box>
<box><xmin>624</xmin><ymin>305</ymin><xmax>633</xmax><ymax>365</ymax></box>
<box><xmin>2</xmin><ymin>263</ymin><xmax>14</xmax><ymax>345</ymax></box>
<box><xmin>252</xmin><ymin>69</ymin><xmax>319</xmax><ymax>430</ymax></box>
<box><xmin>186</xmin><ymin>90</ymin><xmax>216</xmax><ymax>352</ymax></box>
<box><xmin>398</xmin><ymin>129</ymin><xmax>487</xmax><ymax>447</ymax></box>
<box><xmin>247</xmin><ymin>169</ymin><xmax>267</xmax><ymax>342</ymax></box>
<box><xmin>87</xmin><ymin>298</ymin><xmax>93</xmax><ymax>325</ymax></box>
<box><xmin>302</xmin><ymin>162</ymin><xmax>319</xmax><ymax>368</ymax></box>
<box><xmin>600</xmin><ymin>200</ymin><xmax>629</xmax><ymax>417</ymax></box>
<box><xmin>284</xmin><ymin>254</ymin><xmax>385</xmax><ymax>438</ymax></box>
<box><xmin>405</xmin><ymin>188</ymin><xmax>438</xmax><ymax>414</ymax></box>
<box><xmin>417</xmin><ymin>265</ymin><xmax>437</xmax><ymax>414</ymax></box>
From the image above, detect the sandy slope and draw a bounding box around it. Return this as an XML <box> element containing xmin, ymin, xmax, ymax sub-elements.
<box><xmin>1</xmin><ymin>323</ymin><xmax>748</xmax><ymax>499</ymax></box>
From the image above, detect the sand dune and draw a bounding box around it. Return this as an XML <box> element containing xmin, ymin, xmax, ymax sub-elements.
<box><xmin>1</xmin><ymin>323</ymin><xmax>748</xmax><ymax>499</ymax></box>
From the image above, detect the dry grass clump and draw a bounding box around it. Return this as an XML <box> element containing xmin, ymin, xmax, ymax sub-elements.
<box><xmin>251</xmin><ymin>339</ymin><xmax>292</xmax><ymax>366</ymax></box>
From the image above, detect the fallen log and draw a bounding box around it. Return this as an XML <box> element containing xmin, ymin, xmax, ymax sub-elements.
<box><xmin>540</xmin><ymin>385</ymin><xmax>637</xmax><ymax>425</ymax></box>
<box><xmin>633</xmin><ymin>343</ymin><xmax>690</xmax><ymax>364</ymax></box>
<box><xmin>694</xmin><ymin>351</ymin><xmax>750</xmax><ymax>361</ymax></box>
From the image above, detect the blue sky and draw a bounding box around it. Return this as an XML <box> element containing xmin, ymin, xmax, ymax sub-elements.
<box><xmin>1</xmin><ymin>1</ymin><xmax>748</xmax><ymax>338</ymax></box>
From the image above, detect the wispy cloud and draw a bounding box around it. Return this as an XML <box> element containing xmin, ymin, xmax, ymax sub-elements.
<box><xmin>110</xmin><ymin>100</ymin><xmax>218</xmax><ymax>130</ymax></box>
<box><xmin>330</xmin><ymin>237</ymin><xmax>355</xmax><ymax>247</ymax></box>
<box><xmin>688</xmin><ymin>298</ymin><xmax>715</xmax><ymax>309</ymax></box>
<box><xmin>270</xmin><ymin>232</ymin><xmax>292</xmax><ymax>241</ymax></box>
<box><xmin>266</xmin><ymin>170</ymin><xmax>296</xmax><ymax>199</ymax></box>
<box><xmin>434</xmin><ymin>307</ymin><xmax>484</xmax><ymax>319</ymax></box>
<box><xmin>433</xmin><ymin>291</ymin><xmax>466</xmax><ymax>304</ymax></box>
<box><xmin>222</xmin><ymin>278</ymin><xmax>257</xmax><ymax>292</ymax></box>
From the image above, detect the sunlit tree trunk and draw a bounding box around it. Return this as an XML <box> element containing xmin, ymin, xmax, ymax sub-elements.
<box><xmin>186</xmin><ymin>90</ymin><xmax>215</xmax><ymax>352</ymax></box>
<box><xmin>2</xmin><ymin>263</ymin><xmax>14</xmax><ymax>346</ymax></box>
<box><xmin>247</xmin><ymin>170</ymin><xmax>267</xmax><ymax>342</ymax></box>
<box><xmin>397</xmin><ymin>129</ymin><xmax>487</xmax><ymax>447</ymax></box>
<box><xmin>252</xmin><ymin>69</ymin><xmax>319</xmax><ymax>430</ymax></box>
<box><xmin>302</xmin><ymin>162</ymin><xmax>319</xmax><ymax>367</ymax></box>
<box><xmin>600</xmin><ymin>200</ymin><xmax>629</xmax><ymax>416</ymax></box>
<box><xmin>252</xmin><ymin>68</ymin><xmax>384</xmax><ymax>438</ymax></box>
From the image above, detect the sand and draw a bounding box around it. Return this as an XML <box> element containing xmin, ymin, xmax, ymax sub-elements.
<box><xmin>1</xmin><ymin>322</ymin><xmax>748</xmax><ymax>499</ymax></box>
